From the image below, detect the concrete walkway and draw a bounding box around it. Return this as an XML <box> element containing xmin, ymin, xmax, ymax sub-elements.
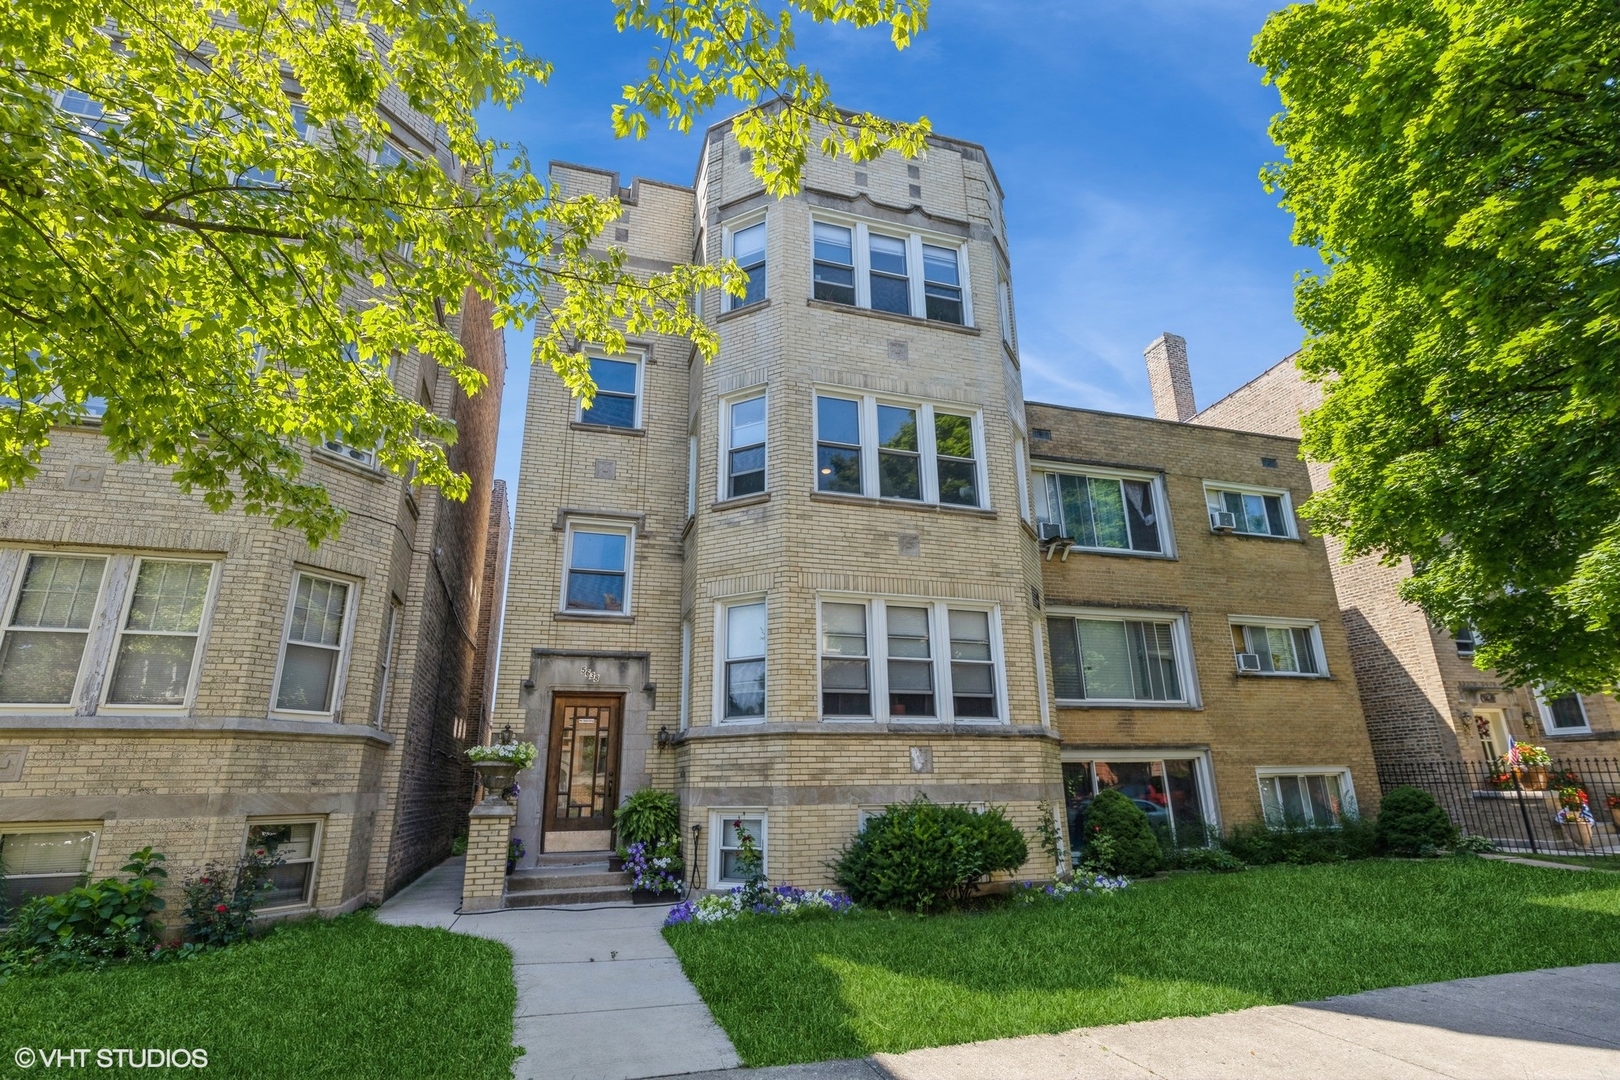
<box><xmin>376</xmin><ymin>857</ymin><xmax>740</xmax><ymax>1080</ymax></box>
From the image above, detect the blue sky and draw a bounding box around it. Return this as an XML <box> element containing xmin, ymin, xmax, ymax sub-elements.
<box><xmin>471</xmin><ymin>0</ymin><xmax>1312</xmax><ymax>497</ymax></box>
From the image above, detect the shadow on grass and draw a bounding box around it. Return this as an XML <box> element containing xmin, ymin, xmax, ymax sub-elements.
<box><xmin>664</xmin><ymin>860</ymin><xmax>1620</xmax><ymax>1066</ymax></box>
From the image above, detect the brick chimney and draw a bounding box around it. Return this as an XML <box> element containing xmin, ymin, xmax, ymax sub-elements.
<box><xmin>1144</xmin><ymin>332</ymin><xmax>1196</xmax><ymax>422</ymax></box>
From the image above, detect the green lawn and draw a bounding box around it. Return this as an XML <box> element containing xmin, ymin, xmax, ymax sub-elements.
<box><xmin>665</xmin><ymin>859</ymin><xmax>1620</xmax><ymax>1066</ymax></box>
<box><xmin>0</xmin><ymin>913</ymin><xmax>518</xmax><ymax>1079</ymax></box>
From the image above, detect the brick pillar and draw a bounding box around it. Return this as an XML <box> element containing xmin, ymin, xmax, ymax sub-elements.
<box><xmin>461</xmin><ymin>802</ymin><xmax>514</xmax><ymax>912</ymax></box>
<box><xmin>1144</xmin><ymin>332</ymin><xmax>1197</xmax><ymax>422</ymax></box>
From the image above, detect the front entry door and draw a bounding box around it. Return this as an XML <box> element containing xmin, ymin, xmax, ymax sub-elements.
<box><xmin>1476</xmin><ymin>708</ymin><xmax>1511</xmax><ymax>763</ymax></box>
<box><xmin>543</xmin><ymin>694</ymin><xmax>622</xmax><ymax>851</ymax></box>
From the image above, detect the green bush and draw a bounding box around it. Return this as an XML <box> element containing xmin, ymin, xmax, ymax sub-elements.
<box><xmin>1080</xmin><ymin>790</ymin><xmax>1163</xmax><ymax>877</ymax></box>
<box><xmin>615</xmin><ymin>788</ymin><xmax>682</xmax><ymax>853</ymax></box>
<box><xmin>1375</xmin><ymin>786</ymin><xmax>1459</xmax><ymax>857</ymax></box>
<box><xmin>181</xmin><ymin>842</ymin><xmax>283</xmax><ymax>948</ymax></box>
<box><xmin>1165</xmin><ymin>846</ymin><xmax>1246</xmax><ymax>873</ymax></box>
<box><xmin>1</xmin><ymin>848</ymin><xmax>168</xmax><ymax>973</ymax></box>
<box><xmin>1223</xmin><ymin>816</ymin><xmax>1378</xmax><ymax>865</ymax></box>
<box><xmin>833</xmin><ymin>798</ymin><xmax>1028</xmax><ymax>913</ymax></box>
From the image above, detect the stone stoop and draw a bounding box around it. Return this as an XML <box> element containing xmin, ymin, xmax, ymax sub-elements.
<box><xmin>504</xmin><ymin>850</ymin><xmax>633</xmax><ymax>907</ymax></box>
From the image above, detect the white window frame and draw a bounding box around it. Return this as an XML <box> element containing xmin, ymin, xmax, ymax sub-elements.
<box><xmin>678</xmin><ymin>620</ymin><xmax>692</xmax><ymax>731</ymax></box>
<box><xmin>243</xmin><ymin>816</ymin><xmax>323</xmax><ymax>911</ymax></box>
<box><xmin>1062</xmin><ymin>749</ymin><xmax>1220</xmax><ymax>840</ymax></box>
<box><xmin>1034</xmin><ymin>466</ymin><xmax>1174</xmax><ymax>558</ymax></box>
<box><xmin>99</xmin><ymin>557</ymin><xmax>222</xmax><ymax>713</ymax></box>
<box><xmin>373</xmin><ymin>596</ymin><xmax>401</xmax><ymax>729</ymax></box>
<box><xmin>1229</xmin><ymin>616</ymin><xmax>1328</xmax><ymax>678</ymax></box>
<box><xmin>1203</xmin><ymin>481</ymin><xmax>1298</xmax><ymax>539</ymax></box>
<box><xmin>1014</xmin><ymin>434</ymin><xmax>1032</xmax><ymax>523</ymax></box>
<box><xmin>997</xmin><ymin>275</ymin><xmax>1014</xmax><ymax>349</ymax></box>
<box><xmin>808</xmin><ymin>213</ymin><xmax>974</xmax><ymax>328</ymax></box>
<box><xmin>708</xmin><ymin>808</ymin><xmax>768</xmax><ymax>889</ymax></box>
<box><xmin>811</xmin><ymin>389</ymin><xmax>989</xmax><ymax>510</ymax></box>
<box><xmin>1254</xmin><ymin>766</ymin><xmax>1358</xmax><ymax>828</ymax></box>
<box><xmin>0</xmin><ymin>823</ymin><xmax>101</xmax><ymax>906</ymax></box>
<box><xmin>269</xmin><ymin>570</ymin><xmax>360</xmax><ymax>721</ymax></box>
<box><xmin>719</xmin><ymin>389</ymin><xmax>768</xmax><ymax>501</ymax></box>
<box><xmin>714</xmin><ymin>596</ymin><xmax>767</xmax><ymax>724</ymax></box>
<box><xmin>575</xmin><ymin>349</ymin><xmax>645</xmax><ymax>430</ymax></box>
<box><xmin>558</xmin><ymin>519</ymin><xmax>636</xmax><ymax>617</ymax></box>
<box><xmin>722</xmin><ymin>213</ymin><xmax>767</xmax><ymax>312</ymax></box>
<box><xmin>1536</xmin><ymin>690</ymin><xmax>1592</xmax><ymax>735</ymax></box>
<box><xmin>686</xmin><ymin>434</ymin><xmax>699</xmax><ymax>519</ymax></box>
<box><xmin>0</xmin><ymin>551</ymin><xmax>113</xmax><ymax>713</ymax></box>
<box><xmin>1046</xmin><ymin>607</ymin><xmax>1199</xmax><ymax>707</ymax></box>
<box><xmin>816</xmin><ymin>595</ymin><xmax>1009</xmax><ymax>724</ymax></box>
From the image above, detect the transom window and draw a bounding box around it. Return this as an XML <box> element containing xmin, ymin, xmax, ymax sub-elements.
<box><xmin>1231</xmin><ymin>621</ymin><xmax>1323</xmax><ymax>676</ymax></box>
<box><xmin>1047</xmin><ymin>614</ymin><xmax>1187</xmax><ymax>704</ymax></box>
<box><xmin>275</xmin><ymin>573</ymin><xmax>354</xmax><ymax>715</ymax></box>
<box><xmin>578</xmin><ymin>355</ymin><xmax>640</xmax><ymax>429</ymax></box>
<box><xmin>247</xmin><ymin>820</ymin><xmax>320</xmax><ymax>908</ymax></box>
<box><xmin>724</xmin><ymin>394</ymin><xmax>766</xmax><ymax>499</ymax></box>
<box><xmin>1039</xmin><ymin>472</ymin><xmax>1163</xmax><ymax>554</ymax></box>
<box><xmin>722</xmin><ymin>601</ymin><xmax>766</xmax><ymax>721</ymax></box>
<box><xmin>818</xmin><ymin>599</ymin><xmax>1002</xmax><ymax>722</ymax></box>
<box><xmin>1205</xmin><ymin>484</ymin><xmax>1293</xmax><ymax>538</ymax></box>
<box><xmin>563</xmin><ymin>525</ymin><xmax>632</xmax><ymax>614</ymax></box>
<box><xmin>0</xmin><ymin>828</ymin><xmax>97</xmax><ymax>908</ymax></box>
<box><xmin>809</xmin><ymin>219</ymin><xmax>971</xmax><ymax>327</ymax></box>
<box><xmin>729</xmin><ymin>221</ymin><xmax>766</xmax><ymax>309</ymax></box>
<box><xmin>1257</xmin><ymin>770</ymin><xmax>1353</xmax><ymax>828</ymax></box>
<box><xmin>814</xmin><ymin>394</ymin><xmax>984</xmax><ymax>508</ymax></box>
<box><xmin>0</xmin><ymin>552</ymin><xmax>218</xmax><ymax>711</ymax></box>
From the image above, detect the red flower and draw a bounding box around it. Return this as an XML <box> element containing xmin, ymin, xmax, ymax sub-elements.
<box><xmin>215</xmin><ymin>904</ymin><xmax>228</xmax><ymax>913</ymax></box>
<box><xmin>198</xmin><ymin>877</ymin><xmax>210</xmax><ymax>884</ymax></box>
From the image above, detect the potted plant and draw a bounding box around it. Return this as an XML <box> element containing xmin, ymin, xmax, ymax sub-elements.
<box><xmin>1607</xmin><ymin>793</ymin><xmax>1620</xmax><ymax>827</ymax></box>
<box><xmin>627</xmin><ymin>837</ymin><xmax>685</xmax><ymax>903</ymax></box>
<box><xmin>1511</xmin><ymin>744</ymin><xmax>1553</xmax><ymax>790</ymax></box>
<box><xmin>1554</xmin><ymin>786</ymin><xmax>1595</xmax><ymax>848</ymax></box>
<box><xmin>466</xmin><ymin>741</ymin><xmax>538</xmax><ymax>803</ymax></box>
<box><xmin>614</xmin><ymin>788</ymin><xmax>682</xmax><ymax>872</ymax></box>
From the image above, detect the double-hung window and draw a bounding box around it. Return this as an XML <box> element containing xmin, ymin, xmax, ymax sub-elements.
<box><xmin>1205</xmin><ymin>484</ymin><xmax>1294</xmax><ymax>538</ymax></box>
<box><xmin>814</xmin><ymin>393</ymin><xmax>986</xmax><ymax>508</ymax></box>
<box><xmin>247</xmin><ymin>820</ymin><xmax>321</xmax><ymax>908</ymax></box>
<box><xmin>711</xmin><ymin>812</ymin><xmax>767</xmax><ymax>885</ymax></box>
<box><xmin>563</xmin><ymin>524</ymin><xmax>632</xmax><ymax>614</ymax></box>
<box><xmin>578</xmin><ymin>355</ymin><xmax>640</xmax><ymax>429</ymax></box>
<box><xmin>721</xmin><ymin>601</ymin><xmax>766</xmax><ymax>721</ymax></box>
<box><xmin>1538</xmin><ymin>692</ymin><xmax>1590</xmax><ymax>733</ymax></box>
<box><xmin>0</xmin><ymin>552</ymin><xmax>219</xmax><ymax>711</ymax></box>
<box><xmin>0</xmin><ymin>827</ymin><xmax>98</xmax><ymax>908</ymax></box>
<box><xmin>1257</xmin><ymin>769</ymin><xmax>1353</xmax><ymax>828</ymax></box>
<box><xmin>1039</xmin><ymin>471</ymin><xmax>1164</xmax><ymax>554</ymax></box>
<box><xmin>723</xmin><ymin>393</ymin><xmax>766</xmax><ymax>498</ymax></box>
<box><xmin>810</xmin><ymin>218</ymin><xmax>971</xmax><ymax>327</ymax></box>
<box><xmin>1231</xmin><ymin>620</ymin><xmax>1324</xmax><ymax>676</ymax></box>
<box><xmin>729</xmin><ymin>221</ymin><xmax>766</xmax><ymax>309</ymax></box>
<box><xmin>1047</xmin><ymin>613</ymin><xmax>1188</xmax><ymax>704</ymax></box>
<box><xmin>274</xmin><ymin>573</ymin><xmax>355</xmax><ymax>716</ymax></box>
<box><xmin>818</xmin><ymin>598</ymin><xmax>1002</xmax><ymax>722</ymax></box>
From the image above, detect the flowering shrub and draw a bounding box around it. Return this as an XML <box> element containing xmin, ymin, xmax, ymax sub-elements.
<box><xmin>626</xmin><ymin>838</ymin><xmax>684</xmax><ymax>895</ymax></box>
<box><xmin>1555</xmin><ymin>786</ymin><xmax>1594</xmax><ymax>824</ymax></box>
<box><xmin>1012</xmin><ymin>873</ymin><xmax>1130</xmax><ymax>904</ymax></box>
<box><xmin>466</xmin><ymin>741</ymin><xmax>538</xmax><ymax>770</ymax></box>
<box><xmin>181</xmin><ymin>843</ymin><xmax>282</xmax><ymax>948</ymax></box>
<box><xmin>663</xmin><ymin>885</ymin><xmax>854</xmax><ymax>927</ymax></box>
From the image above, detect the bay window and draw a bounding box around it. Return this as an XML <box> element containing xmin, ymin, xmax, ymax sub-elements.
<box><xmin>723</xmin><ymin>393</ymin><xmax>767</xmax><ymax>498</ymax></box>
<box><xmin>809</xmin><ymin>218</ymin><xmax>971</xmax><ymax>327</ymax></box>
<box><xmin>721</xmin><ymin>600</ymin><xmax>766</xmax><ymax>721</ymax></box>
<box><xmin>818</xmin><ymin>598</ymin><xmax>1003</xmax><ymax>722</ymax></box>
<box><xmin>729</xmin><ymin>220</ymin><xmax>766</xmax><ymax>309</ymax></box>
<box><xmin>274</xmin><ymin>573</ymin><xmax>355</xmax><ymax>715</ymax></box>
<box><xmin>813</xmin><ymin>393</ymin><xmax>985</xmax><ymax>509</ymax></box>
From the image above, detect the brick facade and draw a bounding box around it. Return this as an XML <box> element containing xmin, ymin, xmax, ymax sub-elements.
<box><xmin>467</xmin><ymin>480</ymin><xmax>511</xmax><ymax>746</ymax></box>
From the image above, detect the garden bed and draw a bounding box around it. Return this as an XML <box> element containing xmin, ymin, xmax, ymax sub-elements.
<box><xmin>664</xmin><ymin>859</ymin><xmax>1620</xmax><ymax>1066</ymax></box>
<box><xmin>0</xmin><ymin>913</ymin><xmax>519</xmax><ymax>1079</ymax></box>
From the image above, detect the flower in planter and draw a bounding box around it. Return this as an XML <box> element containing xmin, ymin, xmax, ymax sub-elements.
<box><xmin>506</xmin><ymin>836</ymin><xmax>525</xmax><ymax>874</ymax></box>
<box><xmin>466</xmin><ymin>741</ymin><xmax>539</xmax><ymax>770</ymax></box>
<box><xmin>1607</xmin><ymin>794</ymin><xmax>1620</xmax><ymax>811</ymax></box>
<box><xmin>626</xmin><ymin>838</ymin><xmax>685</xmax><ymax>895</ymax></box>
<box><xmin>1510</xmin><ymin>744</ymin><xmax>1552</xmax><ymax>768</ymax></box>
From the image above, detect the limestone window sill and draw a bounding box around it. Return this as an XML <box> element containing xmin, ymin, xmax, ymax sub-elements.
<box><xmin>553</xmin><ymin>611</ymin><xmax>636</xmax><ymax>624</ymax></box>
<box><xmin>570</xmin><ymin>421</ymin><xmax>646</xmax><ymax>438</ymax></box>
<box><xmin>711</xmin><ymin>491</ymin><xmax>771</xmax><ymax>511</ymax></box>
<box><xmin>717</xmin><ymin>298</ymin><xmax>771</xmax><ymax>323</ymax></box>
<box><xmin>806</xmin><ymin>299</ymin><xmax>982</xmax><ymax>336</ymax></box>
<box><xmin>809</xmin><ymin>490</ymin><xmax>996</xmax><ymax>519</ymax></box>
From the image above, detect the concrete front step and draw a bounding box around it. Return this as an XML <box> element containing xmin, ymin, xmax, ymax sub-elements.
<box><xmin>507</xmin><ymin>867</ymin><xmax>632</xmax><ymax>893</ymax></box>
<box><xmin>504</xmin><ymin>885</ymin><xmax>636</xmax><ymax>907</ymax></box>
<box><xmin>532</xmin><ymin>849</ymin><xmax>617</xmax><ymax>867</ymax></box>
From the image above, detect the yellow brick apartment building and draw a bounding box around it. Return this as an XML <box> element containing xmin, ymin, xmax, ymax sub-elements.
<box><xmin>494</xmin><ymin>118</ymin><xmax>1381</xmax><ymax>888</ymax></box>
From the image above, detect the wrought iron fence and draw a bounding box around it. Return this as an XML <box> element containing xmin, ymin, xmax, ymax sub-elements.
<box><xmin>1377</xmin><ymin>757</ymin><xmax>1620</xmax><ymax>857</ymax></box>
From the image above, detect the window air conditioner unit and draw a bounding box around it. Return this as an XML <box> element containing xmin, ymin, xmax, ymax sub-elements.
<box><xmin>1037</xmin><ymin>520</ymin><xmax>1068</xmax><ymax>543</ymax></box>
<box><xmin>1210</xmin><ymin>510</ymin><xmax>1238</xmax><ymax>532</ymax></box>
<box><xmin>1236</xmin><ymin>652</ymin><xmax>1262</xmax><ymax>672</ymax></box>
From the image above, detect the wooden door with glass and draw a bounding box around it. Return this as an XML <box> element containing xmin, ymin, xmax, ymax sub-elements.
<box><xmin>542</xmin><ymin>694</ymin><xmax>622</xmax><ymax>851</ymax></box>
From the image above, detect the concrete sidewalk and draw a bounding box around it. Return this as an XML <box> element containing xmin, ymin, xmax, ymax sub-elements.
<box><xmin>376</xmin><ymin>857</ymin><xmax>739</xmax><ymax>1080</ymax></box>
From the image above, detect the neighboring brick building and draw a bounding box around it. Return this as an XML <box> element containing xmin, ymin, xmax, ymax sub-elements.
<box><xmin>1185</xmin><ymin>347</ymin><xmax>1620</xmax><ymax>766</ymax></box>
<box><xmin>491</xmin><ymin>117</ymin><xmax>1383</xmax><ymax>890</ymax></box>
<box><xmin>467</xmin><ymin>479</ymin><xmax>511</xmax><ymax>747</ymax></box>
<box><xmin>0</xmin><ymin>92</ymin><xmax>505</xmax><ymax>915</ymax></box>
<box><xmin>1027</xmin><ymin>399</ymin><xmax>1380</xmax><ymax>837</ymax></box>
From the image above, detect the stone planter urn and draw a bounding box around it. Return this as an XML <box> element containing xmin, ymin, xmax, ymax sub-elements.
<box><xmin>1518</xmin><ymin>767</ymin><xmax>1551</xmax><ymax>791</ymax></box>
<box><xmin>1558</xmin><ymin>818</ymin><xmax>1595</xmax><ymax>849</ymax></box>
<box><xmin>470</xmin><ymin>759</ymin><xmax>520</xmax><ymax>803</ymax></box>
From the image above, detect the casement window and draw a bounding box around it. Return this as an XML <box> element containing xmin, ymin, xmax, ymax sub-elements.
<box><xmin>728</xmin><ymin>220</ymin><xmax>766</xmax><ymax>309</ymax></box>
<box><xmin>273</xmin><ymin>572</ymin><xmax>355</xmax><ymax>716</ymax></box>
<box><xmin>1205</xmin><ymin>484</ymin><xmax>1294</xmax><ymax>538</ymax></box>
<box><xmin>1038</xmin><ymin>471</ymin><xmax>1164</xmax><ymax>554</ymax></box>
<box><xmin>710</xmin><ymin>812</ymin><xmax>767</xmax><ymax>886</ymax></box>
<box><xmin>577</xmin><ymin>354</ymin><xmax>641</xmax><ymax>430</ymax></box>
<box><xmin>0</xmin><ymin>552</ymin><xmax>219</xmax><ymax>711</ymax></box>
<box><xmin>246</xmin><ymin>819</ymin><xmax>321</xmax><ymax>909</ymax></box>
<box><xmin>1538</xmin><ymin>692</ymin><xmax>1590</xmax><ymax>733</ymax></box>
<box><xmin>0</xmin><ymin>827</ymin><xmax>98</xmax><ymax>909</ymax></box>
<box><xmin>1047</xmin><ymin>613</ymin><xmax>1189</xmax><ymax>704</ymax></box>
<box><xmin>809</xmin><ymin>218</ymin><xmax>971</xmax><ymax>327</ymax></box>
<box><xmin>562</xmin><ymin>523</ymin><xmax>633</xmax><ymax>614</ymax></box>
<box><xmin>721</xmin><ymin>600</ymin><xmax>766</xmax><ymax>721</ymax></box>
<box><xmin>818</xmin><ymin>598</ymin><xmax>1004</xmax><ymax>722</ymax></box>
<box><xmin>1231</xmin><ymin>620</ymin><xmax>1325</xmax><ymax>676</ymax></box>
<box><xmin>1257</xmin><ymin>769</ymin><xmax>1354</xmax><ymax>828</ymax></box>
<box><xmin>813</xmin><ymin>393</ymin><xmax>986</xmax><ymax>508</ymax></box>
<box><xmin>723</xmin><ymin>393</ymin><xmax>766</xmax><ymax>498</ymax></box>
